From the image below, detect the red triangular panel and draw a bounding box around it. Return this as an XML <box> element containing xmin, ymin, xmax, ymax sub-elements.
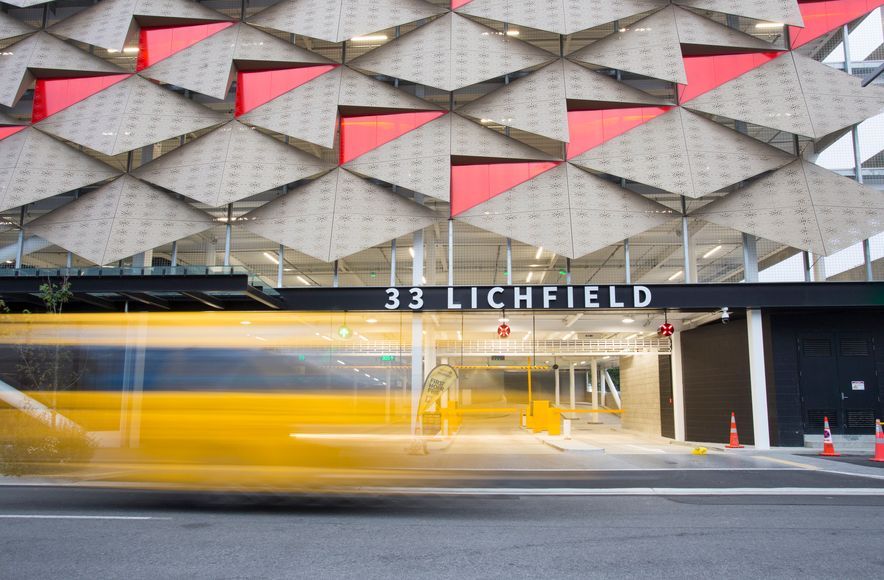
<box><xmin>791</xmin><ymin>0</ymin><xmax>884</xmax><ymax>49</ymax></box>
<box><xmin>0</xmin><ymin>126</ymin><xmax>26</xmax><ymax>141</ymax></box>
<box><xmin>679</xmin><ymin>52</ymin><xmax>781</xmax><ymax>104</ymax></box>
<box><xmin>452</xmin><ymin>0</ymin><xmax>473</xmax><ymax>8</ymax></box>
<box><xmin>136</xmin><ymin>22</ymin><xmax>234</xmax><ymax>71</ymax></box>
<box><xmin>566</xmin><ymin>107</ymin><xmax>671</xmax><ymax>160</ymax></box>
<box><xmin>339</xmin><ymin>111</ymin><xmax>446</xmax><ymax>164</ymax></box>
<box><xmin>31</xmin><ymin>74</ymin><xmax>132</xmax><ymax>123</ymax></box>
<box><xmin>235</xmin><ymin>65</ymin><xmax>338</xmax><ymax>117</ymax></box>
<box><xmin>450</xmin><ymin>161</ymin><xmax>560</xmax><ymax>216</ymax></box>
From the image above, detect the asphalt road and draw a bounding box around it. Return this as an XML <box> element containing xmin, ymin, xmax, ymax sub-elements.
<box><xmin>2</xmin><ymin>484</ymin><xmax>884</xmax><ymax>579</ymax></box>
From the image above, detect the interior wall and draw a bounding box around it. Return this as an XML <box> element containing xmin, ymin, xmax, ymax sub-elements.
<box><xmin>620</xmin><ymin>355</ymin><xmax>662</xmax><ymax>436</ymax></box>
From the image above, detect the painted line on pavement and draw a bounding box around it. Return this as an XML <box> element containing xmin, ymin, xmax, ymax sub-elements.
<box><xmin>388</xmin><ymin>467</ymin><xmax>810</xmax><ymax>472</ymax></box>
<box><xmin>354</xmin><ymin>487</ymin><xmax>884</xmax><ymax>497</ymax></box>
<box><xmin>0</xmin><ymin>514</ymin><xmax>170</xmax><ymax>520</ymax></box>
<box><xmin>751</xmin><ymin>456</ymin><xmax>819</xmax><ymax>470</ymax></box>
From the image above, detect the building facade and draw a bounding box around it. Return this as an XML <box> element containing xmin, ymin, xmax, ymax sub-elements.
<box><xmin>1</xmin><ymin>0</ymin><xmax>883</xmax><ymax>448</ymax></box>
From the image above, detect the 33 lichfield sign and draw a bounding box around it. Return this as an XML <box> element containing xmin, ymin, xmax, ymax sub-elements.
<box><xmin>383</xmin><ymin>285</ymin><xmax>652</xmax><ymax>311</ymax></box>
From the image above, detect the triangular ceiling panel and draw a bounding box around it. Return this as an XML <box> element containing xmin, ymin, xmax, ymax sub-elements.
<box><xmin>792</xmin><ymin>51</ymin><xmax>884</xmax><ymax>138</ymax></box>
<box><xmin>0</xmin><ymin>32</ymin><xmax>122</xmax><ymax>107</ymax></box>
<box><xmin>1</xmin><ymin>0</ymin><xmax>52</xmax><ymax>6</ymax></box>
<box><xmin>0</xmin><ymin>11</ymin><xmax>34</xmax><ymax>41</ymax></box>
<box><xmin>32</xmin><ymin>74</ymin><xmax>132</xmax><ymax>123</ymax></box>
<box><xmin>0</xmin><ymin>127</ymin><xmax>121</xmax><ymax>213</ymax></box>
<box><xmin>790</xmin><ymin>0</ymin><xmax>883</xmax><ymax>49</ymax></box>
<box><xmin>564</xmin><ymin>59</ymin><xmax>672</xmax><ymax>109</ymax></box>
<box><xmin>569</xmin><ymin>7</ymin><xmax>687</xmax><ymax>84</ymax></box>
<box><xmin>50</xmin><ymin>0</ymin><xmax>231</xmax><ymax>52</ymax></box>
<box><xmin>26</xmin><ymin>175</ymin><xmax>214</xmax><ymax>266</ymax></box>
<box><xmin>568</xmin><ymin>0</ymin><xmax>671</xmax><ymax>32</ymax></box>
<box><xmin>456</xmin><ymin>163</ymin><xmax>674</xmax><ymax>258</ymax></box>
<box><xmin>679</xmin><ymin>52</ymin><xmax>781</xmax><ymax>104</ymax></box>
<box><xmin>685</xmin><ymin>52</ymin><xmax>884</xmax><ymax>138</ymax></box>
<box><xmin>458</xmin><ymin>57</ymin><xmax>669</xmax><ymax>147</ymax></box>
<box><xmin>340</xmin><ymin>111</ymin><xmax>446</xmax><ymax>164</ymax></box>
<box><xmin>136</xmin><ymin>21</ymin><xmax>233</xmax><ymax>70</ymax></box>
<box><xmin>134</xmin><ymin>120</ymin><xmax>334</xmax><ymax>207</ymax></box>
<box><xmin>458</xmin><ymin>60</ymin><xmax>569</xmax><ymax>143</ymax></box>
<box><xmin>673</xmin><ymin>0</ymin><xmax>804</xmax><ymax>27</ymax></box>
<box><xmin>0</xmin><ymin>127</ymin><xmax>25</xmax><ymax>139</ymax></box>
<box><xmin>140</xmin><ymin>23</ymin><xmax>331</xmax><ymax>99</ymax></box>
<box><xmin>35</xmin><ymin>75</ymin><xmax>226</xmax><ymax>156</ymax></box>
<box><xmin>451</xmin><ymin>161</ymin><xmax>560</xmax><ymax>216</ymax></box>
<box><xmin>249</xmin><ymin>0</ymin><xmax>445</xmax><ymax>44</ymax></box>
<box><xmin>236</xmin><ymin>65</ymin><xmax>338</xmax><ymax>116</ymax></box>
<box><xmin>455</xmin><ymin>0</ymin><xmax>568</xmax><ymax>35</ymax></box>
<box><xmin>450</xmin><ymin>113</ymin><xmax>558</xmax><ymax>162</ymax></box>
<box><xmin>344</xmin><ymin>114</ymin><xmax>451</xmax><ymax>201</ymax></box>
<box><xmin>350</xmin><ymin>13</ymin><xmax>554</xmax><ymax>92</ymax></box>
<box><xmin>240</xmin><ymin>168</ymin><xmax>437</xmax><ymax>262</ymax></box>
<box><xmin>672</xmin><ymin>5</ymin><xmax>773</xmax><ymax>52</ymax></box>
<box><xmin>0</xmin><ymin>112</ymin><xmax>24</xmax><ymax>126</ymax></box>
<box><xmin>570</xmin><ymin>107</ymin><xmax>794</xmax><ymax>198</ymax></box>
<box><xmin>238</xmin><ymin>66</ymin><xmax>441</xmax><ymax>149</ymax></box>
<box><xmin>692</xmin><ymin>159</ymin><xmax>883</xmax><ymax>256</ymax></box>
<box><xmin>566</xmin><ymin>106</ymin><xmax>671</xmax><ymax>159</ymax></box>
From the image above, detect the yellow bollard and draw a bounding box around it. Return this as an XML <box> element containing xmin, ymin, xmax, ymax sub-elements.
<box><xmin>532</xmin><ymin>400</ymin><xmax>550</xmax><ymax>434</ymax></box>
<box><xmin>547</xmin><ymin>409</ymin><xmax>562</xmax><ymax>436</ymax></box>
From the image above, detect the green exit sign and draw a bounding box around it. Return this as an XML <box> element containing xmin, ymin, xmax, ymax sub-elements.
<box><xmin>380</xmin><ymin>355</ymin><xmax>396</xmax><ymax>362</ymax></box>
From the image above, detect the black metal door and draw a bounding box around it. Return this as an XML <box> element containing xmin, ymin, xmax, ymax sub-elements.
<box><xmin>798</xmin><ymin>333</ymin><xmax>839</xmax><ymax>433</ymax></box>
<box><xmin>836</xmin><ymin>333</ymin><xmax>879</xmax><ymax>434</ymax></box>
<box><xmin>798</xmin><ymin>332</ymin><xmax>880</xmax><ymax>434</ymax></box>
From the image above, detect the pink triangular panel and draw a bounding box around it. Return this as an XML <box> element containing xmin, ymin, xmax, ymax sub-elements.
<box><xmin>791</xmin><ymin>0</ymin><xmax>884</xmax><ymax>49</ymax></box>
<box><xmin>452</xmin><ymin>0</ymin><xmax>473</xmax><ymax>8</ymax></box>
<box><xmin>136</xmin><ymin>22</ymin><xmax>234</xmax><ymax>71</ymax></box>
<box><xmin>235</xmin><ymin>65</ymin><xmax>338</xmax><ymax>116</ymax></box>
<box><xmin>32</xmin><ymin>74</ymin><xmax>132</xmax><ymax>123</ymax></box>
<box><xmin>566</xmin><ymin>107</ymin><xmax>671</xmax><ymax>160</ymax></box>
<box><xmin>0</xmin><ymin>126</ymin><xmax>26</xmax><ymax>141</ymax></box>
<box><xmin>339</xmin><ymin>111</ymin><xmax>446</xmax><ymax>164</ymax></box>
<box><xmin>450</xmin><ymin>161</ymin><xmax>560</xmax><ymax>216</ymax></box>
<box><xmin>679</xmin><ymin>52</ymin><xmax>781</xmax><ymax>104</ymax></box>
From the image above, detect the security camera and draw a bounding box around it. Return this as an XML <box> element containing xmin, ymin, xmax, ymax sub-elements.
<box><xmin>552</xmin><ymin>364</ymin><xmax>560</xmax><ymax>370</ymax></box>
<box><xmin>720</xmin><ymin>307</ymin><xmax>730</xmax><ymax>324</ymax></box>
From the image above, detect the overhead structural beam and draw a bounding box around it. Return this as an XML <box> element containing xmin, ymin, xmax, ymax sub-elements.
<box><xmin>76</xmin><ymin>293</ymin><xmax>117</xmax><ymax>311</ymax></box>
<box><xmin>243</xmin><ymin>286</ymin><xmax>284</xmax><ymax>309</ymax></box>
<box><xmin>119</xmin><ymin>292</ymin><xmax>170</xmax><ymax>310</ymax></box>
<box><xmin>180</xmin><ymin>291</ymin><xmax>224</xmax><ymax>310</ymax></box>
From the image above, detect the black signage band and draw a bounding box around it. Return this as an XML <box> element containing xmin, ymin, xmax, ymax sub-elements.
<box><xmin>277</xmin><ymin>282</ymin><xmax>884</xmax><ymax>312</ymax></box>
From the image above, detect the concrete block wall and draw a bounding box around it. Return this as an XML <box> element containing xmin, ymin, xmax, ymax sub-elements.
<box><xmin>619</xmin><ymin>355</ymin><xmax>662</xmax><ymax>436</ymax></box>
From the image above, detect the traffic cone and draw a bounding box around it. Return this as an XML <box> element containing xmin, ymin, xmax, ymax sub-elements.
<box><xmin>725</xmin><ymin>412</ymin><xmax>744</xmax><ymax>449</ymax></box>
<box><xmin>870</xmin><ymin>419</ymin><xmax>884</xmax><ymax>463</ymax></box>
<box><xmin>819</xmin><ymin>416</ymin><xmax>840</xmax><ymax>457</ymax></box>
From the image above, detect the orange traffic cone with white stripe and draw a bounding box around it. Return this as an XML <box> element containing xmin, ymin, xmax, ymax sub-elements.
<box><xmin>725</xmin><ymin>412</ymin><xmax>744</xmax><ymax>449</ymax></box>
<box><xmin>871</xmin><ymin>419</ymin><xmax>884</xmax><ymax>463</ymax></box>
<box><xmin>819</xmin><ymin>416</ymin><xmax>840</xmax><ymax>457</ymax></box>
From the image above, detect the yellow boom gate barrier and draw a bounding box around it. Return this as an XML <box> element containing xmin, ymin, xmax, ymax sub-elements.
<box><xmin>521</xmin><ymin>402</ymin><xmax>624</xmax><ymax>436</ymax></box>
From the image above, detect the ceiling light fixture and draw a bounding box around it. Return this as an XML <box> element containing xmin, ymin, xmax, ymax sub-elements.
<box><xmin>703</xmin><ymin>245</ymin><xmax>723</xmax><ymax>259</ymax></box>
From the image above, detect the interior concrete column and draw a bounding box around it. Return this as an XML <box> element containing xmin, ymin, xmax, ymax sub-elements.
<box><xmin>742</xmin><ymin>233</ymin><xmax>758</xmax><ymax>283</ymax></box>
<box><xmin>554</xmin><ymin>365</ymin><xmax>561</xmax><ymax>406</ymax></box>
<box><xmin>747</xmin><ymin>309</ymin><xmax>771</xmax><ymax>449</ymax></box>
<box><xmin>569</xmin><ymin>363</ymin><xmax>576</xmax><ymax>409</ymax></box>
<box><xmin>131</xmin><ymin>249</ymin><xmax>153</xmax><ymax>269</ymax></box>
<box><xmin>410</xmin><ymin>313</ymin><xmax>423</xmax><ymax>434</ymax></box>
<box><xmin>425</xmin><ymin>226</ymin><xmax>437</xmax><ymax>286</ymax></box>
<box><xmin>670</xmin><ymin>323</ymin><xmax>686</xmax><ymax>441</ymax></box>
<box><xmin>590</xmin><ymin>359</ymin><xmax>599</xmax><ymax>421</ymax></box>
